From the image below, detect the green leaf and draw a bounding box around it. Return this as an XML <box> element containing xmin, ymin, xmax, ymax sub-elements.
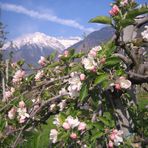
<box><xmin>104</xmin><ymin>57</ymin><xmax>120</xmax><ymax>68</ymax></box>
<box><xmin>49</xmin><ymin>51</ymin><xmax>57</xmax><ymax>61</ymax></box>
<box><xmin>91</xmin><ymin>131</ymin><xmax>104</xmax><ymax>141</ymax></box>
<box><xmin>126</xmin><ymin>7</ymin><xmax>148</xmax><ymax>19</ymax></box>
<box><xmin>94</xmin><ymin>73</ymin><xmax>109</xmax><ymax>85</ymax></box>
<box><xmin>80</xmin><ymin>83</ymin><xmax>88</xmax><ymax>102</ymax></box>
<box><xmin>120</xmin><ymin>19</ymin><xmax>135</xmax><ymax>28</ymax></box>
<box><xmin>99</xmin><ymin>116</ymin><xmax>110</xmax><ymax>126</ymax></box>
<box><xmin>89</xmin><ymin>16</ymin><xmax>112</xmax><ymax>25</ymax></box>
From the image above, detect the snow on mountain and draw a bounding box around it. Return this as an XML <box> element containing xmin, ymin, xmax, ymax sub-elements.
<box><xmin>3</xmin><ymin>32</ymin><xmax>81</xmax><ymax>51</ymax></box>
<box><xmin>57</xmin><ymin>36</ymin><xmax>82</xmax><ymax>49</ymax></box>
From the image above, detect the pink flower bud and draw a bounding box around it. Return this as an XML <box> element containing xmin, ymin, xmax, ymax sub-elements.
<box><xmin>70</xmin><ymin>133</ymin><xmax>77</xmax><ymax>139</ymax></box>
<box><xmin>62</xmin><ymin>122</ymin><xmax>70</xmax><ymax>130</ymax></box>
<box><xmin>19</xmin><ymin>101</ymin><xmax>25</xmax><ymax>108</ymax></box>
<box><xmin>19</xmin><ymin>117</ymin><xmax>25</xmax><ymax>123</ymax></box>
<box><xmin>109</xmin><ymin>5</ymin><xmax>120</xmax><ymax>16</ymax></box>
<box><xmin>108</xmin><ymin>140</ymin><xmax>114</xmax><ymax>148</ymax></box>
<box><xmin>4</xmin><ymin>91</ymin><xmax>12</xmax><ymax>100</ymax></box>
<box><xmin>78</xmin><ymin>122</ymin><xmax>86</xmax><ymax>131</ymax></box>
<box><xmin>89</xmin><ymin>50</ymin><xmax>97</xmax><ymax>57</ymax></box>
<box><xmin>38</xmin><ymin>56</ymin><xmax>46</xmax><ymax>66</ymax></box>
<box><xmin>109</xmin><ymin>133</ymin><xmax>116</xmax><ymax>140</ymax></box>
<box><xmin>91</xmin><ymin>67</ymin><xmax>97</xmax><ymax>73</ymax></box>
<box><xmin>80</xmin><ymin>74</ymin><xmax>86</xmax><ymax>81</ymax></box>
<box><xmin>8</xmin><ymin>107</ymin><xmax>16</xmax><ymax>119</ymax></box>
<box><xmin>100</xmin><ymin>57</ymin><xmax>106</xmax><ymax>64</ymax></box>
<box><xmin>64</xmin><ymin>51</ymin><xmax>69</xmax><ymax>57</ymax></box>
<box><xmin>115</xmin><ymin>83</ymin><xmax>121</xmax><ymax>90</ymax></box>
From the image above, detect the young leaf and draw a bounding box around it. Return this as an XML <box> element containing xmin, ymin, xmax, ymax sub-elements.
<box><xmin>103</xmin><ymin>57</ymin><xmax>120</xmax><ymax>68</ymax></box>
<box><xmin>94</xmin><ymin>73</ymin><xmax>109</xmax><ymax>85</ymax></box>
<box><xmin>126</xmin><ymin>7</ymin><xmax>148</xmax><ymax>19</ymax></box>
<box><xmin>80</xmin><ymin>83</ymin><xmax>88</xmax><ymax>102</ymax></box>
<box><xmin>89</xmin><ymin>16</ymin><xmax>112</xmax><ymax>25</ymax></box>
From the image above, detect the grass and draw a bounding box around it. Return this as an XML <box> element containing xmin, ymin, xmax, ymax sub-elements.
<box><xmin>137</xmin><ymin>92</ymin><xmax>148</xmax><ymax>109</ymax></box>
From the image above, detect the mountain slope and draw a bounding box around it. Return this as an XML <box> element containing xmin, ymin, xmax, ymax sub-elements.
<box><xmin>3</xmin><ymin>32</ymin><xmax>81</xmax><ymax>65</ymax></box>
<box><xmin>68</xmin><ymin>26</ymin><xmax>115</xmax><ymax>52</ymax></box>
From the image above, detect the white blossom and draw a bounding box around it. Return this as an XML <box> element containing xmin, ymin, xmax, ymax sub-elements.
<box><xmin>17</xmin><ymin>107</ymin><xmax>29</xmax><ymax>123</ymax></box>
<box><xmin>59</xmin><ymin>88</ymin><xmax>68</xmax><ymax>95</ymax></box>
<box><xmin>35</xmin><ymin>70</ymin><xmax>44</xmax><ymax>81</ymax></box>
<box><xmin>50</xmin><ymin>129</ymin><xmax>58</xmax><ymax>143</ymax></box>
<box><xmin>53</xmin><ymin>115</ymin><xmax>61</xmax><ymax>126</ymax></box>
<box><xmin>58</xmin><ymin>100</ymin><xmax>66</xmax><ymax>111</ymax></box>
<box><xmin>66</xmin><ymin>116</ymin><xmax>80</xmax><ymax>129</ymax></box>
<box><xmin>82</xmin><ymin>56</ymin><xmax>97</xmax><ymax>70</ymax></box>
<box><xmin>67</xmin><ymin>72</ymin><xmax>82</xmax><ymax>97</ymax></box>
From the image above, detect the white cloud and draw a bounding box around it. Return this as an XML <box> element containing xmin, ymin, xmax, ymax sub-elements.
<box><xmin>0</xmin><ymin>3</ymin><xmax>95</xmax><ymax>32</ymax></box>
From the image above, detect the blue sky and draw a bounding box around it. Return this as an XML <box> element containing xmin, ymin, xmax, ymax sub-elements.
<box><xmin>0</xmin><ymin>0</ymin><xmax>147</xmax><ymax>40</ymax></box>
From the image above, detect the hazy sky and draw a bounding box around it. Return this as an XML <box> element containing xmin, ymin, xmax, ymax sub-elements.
<box><xmin>0</xmin><ymin>0</ymin><xmax>147</xmax><ymax>39</ymax></box>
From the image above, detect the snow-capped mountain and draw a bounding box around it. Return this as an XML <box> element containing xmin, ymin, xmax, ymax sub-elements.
<box><xmin>3</xmin><ymin>32</ymin><xmax>81</xmax><ymax>65</ymax></box>
<box><xmin>3</xmin><ymin>32</ymin><xmax>81</xmax><ymax>51</ymax></box>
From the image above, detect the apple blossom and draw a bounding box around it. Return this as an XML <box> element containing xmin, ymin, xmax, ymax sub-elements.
<box><xmin>59</xmin><ymin>88</ymin><xmax>68</xmax><ymax>95</ymax></box>
<box><xmin>109</xmin><ymin>129</ymin><xmax>123</xmax><ymax>146</ymax></box>
<box><xmin>35</xmin><ymin>70</ymin><xmax>44</xmax><ymax>81</ymax></box>
<box><xmin>118</xmin><ymin>77</ymin><xmax>131</xmax><ymax>89</ymax></box>
<box><xmin>19</xmin><ymin>101</ymin><xmax>26</xmax><ymax>108</ymax></box>
<box><xmin>115</xmin><ymin>83</ymin><xmax>121</xmax><ymax>90</ymax></box>
<box><xmin>82</xmin><ymin>56</ymin><xmax>97</xmax><ymax>71</ymax></box>
<box><xmin>66</xmin><ymin>116</ymin><xmax>80</xmax><ymax>129</ymax></box>
<box><xmin>100</xmin><ymin>57</ymin><xmax>106</xmax><ymax>64</ymax></box>
<box><xmin>50</xmin><ymin>104</ymin><xmax>56</xmax><ymax>111</ymax></box>
<box><xmin>8</xmin><ymin>107</ymin><xmax>16</xmax><ymax>120</ymax></box>
<box><xmin>50</xmin><ymin>129</ymin><xmax>58</xmax><ymax>143</ymax></box>
<box><xmin>58</xmin><ymin>100</ymin><xmax>66</xmax><ymax>111</ymax></box>
<box><xmin>67</xmin><ymin>72</ymin><xmax>82</xmax><ymax>97</ymax></box>
<box><xmin>62</xmin><ymin>122</ymin><xmax>70</xmax><ymax>130</ymax></box>
<box><xmin>108</xmin><ymin>140</ymin><xmax>114</xmax><ymax>148</ymax></box>
<box><xmin>120</xmin><ymin>0</ymin><xmax>128</xmax><ymax>6</ymax></box>
<box><xmin>53</xmin><ymin>115</ymin><xmax>61</xmax><ymax>126</ymax></box>
<box><xmin>88</xmin><ymin>46</ymin><xmax>102</xmax><ymax>57</ymax></box>
<box><xmin>78</xmin><ymin>122</ymin><xmax>86</xmax><ymax>131</ymax></box>
<box><xmin>80</xmin><ymin>74</ymin><xmax>86</xmax><ymax>81</ymax></box>
<box><xmin>70</xmin><ymin>133</ymin><xmax>77</xmax><ymax>139</ymax></box>
<box><xmin>17</xmin><ymin>107</ymin><xmax>30</xmax><ymax>123</ymax></box>
<box><xmin>38</xmin><ymin>56</ymin><xmax>46</xmax><ymax>66</ymax></box>
<box><xmin>64</xmin><ymin>50</ymin><xmax>69</xmax><ymax>57</ymax></box>
<box><xmin>4</xmin><ymin>91</ymin><xmax>12</xmax><ymax>100</ymax></box>
<box><xmin>109</xmin><ymin>5</ymin><xmax>120</xmax><ymax>16</ymax></box>
<box><xmin>12</xmin><ymin>70</ymin><xmax>25</xmax><ymax>83</ymax></box>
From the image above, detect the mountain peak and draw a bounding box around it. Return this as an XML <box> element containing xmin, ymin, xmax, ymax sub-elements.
<box><xmin>3</xmin><ymin>32</ymin><xmax>81</xmax><ymax>50</ymax></box>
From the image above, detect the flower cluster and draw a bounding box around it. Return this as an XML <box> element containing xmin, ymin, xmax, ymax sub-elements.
<box><xmin>8</xmin><ymin>101</ymin><xmax>30</xmax><ymax>123</ymax></box>
<box><xmin>109</xmin><ymin>5</ymin><xmax>120</xmax><ymax>16</ymax></box>
<box><xmin>50</xmin><ymin>115</ymin><xmax>87</xmax><ymax>144</ymax></box>
<box><xmin>108</xmin><ymin>129</ymin><xmax>123</xmax><ymax>147</ymax></box>
<box><xmin>82</xmin><ymin>46</ymin><xmax>102</xmax><ymax>72</ymax></box>
<box><xmin>17</xmin><ymin>101</ymin><xmax>30</xmax><ymax>123</ymax></box>
<box><xmin>111</xmin><ymin>76</ymin><xmax>131</xmax><ymax>90</ymax></box>
<box><xmin>38</xmin><ymin>56</ymin><xmax>46</xmax><ymax>66</ymax></box>
<box><xmin>58</xmin><ymin>50</ymin><xmax>69</xmax><ymax>58</ymax></box>
<box><xmin>115</xmin><ymin>77</ymin><xmax>131</xmax><ymax>90</ymax></box>
<box><xmin>35</xmin><ymin>70</ymin><xmax>44</xmax><ymax>81</ymax></box>
<box><xmin>3</xmin><ymin>87</ymin><xmax>15</xmax><ymax>102</ymax></box>
<box><xmin>141</xmin><ymin>25</ymin><xmax>148</xmax><ymax>41</ymax></box>
<box><xmin>12</xmin><ymin>70</ymin><xmax>25</xmax><ymax>84</ymax></box>
<box><xmin>59</xmin><ymin>72</ymin><xmax>85</xmax><ymax>98</ymax></box>
<box><xmin>120</xmin><ymin>0</ymin><xmax>128</xmax><ymax>6</ymax></box>
<box><xmin>68</xmin><ymin>72</ymin><xmax>83</xmax><ymax>97</ymax></box>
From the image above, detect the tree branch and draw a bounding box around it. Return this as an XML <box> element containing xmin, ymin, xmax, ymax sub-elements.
<box><xmin>127</xmin><ymin>71</ymin><xmax>148</xmax><ymax>84</ymax></box>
